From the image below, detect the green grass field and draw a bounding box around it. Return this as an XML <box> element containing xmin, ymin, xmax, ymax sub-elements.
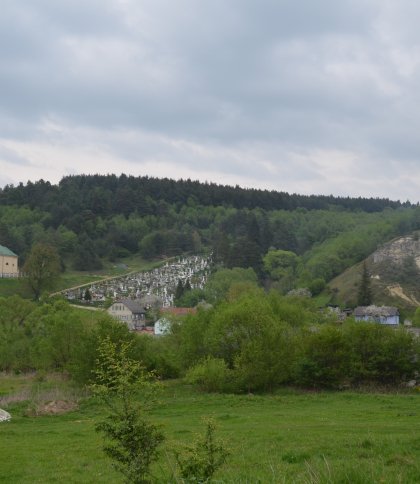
<box><xmin>0</xmin><ymin>375</ymin><xmax>419</xmax><ymax>483</ymax></box>
<box><xmin>0</xmin><ymin>279</ymin><xmax>32</xmax><ymax>298</ymax></box>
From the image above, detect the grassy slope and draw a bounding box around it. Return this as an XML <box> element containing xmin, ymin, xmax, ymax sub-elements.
<box><xmin>328</xmin><ymin>260</ymin><xmax>417</xmax><ymax>314</ymax></box>
<box><xmin>0</xmin><ymin>255</ymin><xmax>166</xmax><ymax>299</ymax></box>
<box><xmin>0</xmin><ymin>377</ymin><xmax>419</xmax><ymax>483</ymax></box>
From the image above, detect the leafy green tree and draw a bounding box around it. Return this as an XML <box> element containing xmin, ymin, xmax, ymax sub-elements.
<box><xmin>308</xmin><ymin>278</ymin><xmax>326</xmax><ymax>296</ymax></box>
<box><xmin>174</xmin><ymin>279</ymin><xmax>184</xmax><ymax>304</ymax></box>
<box><xmin>204</xmin><ymin>290</ymin><xmax>298</xmax><ymax>391</ymax></box>
<box><xmin>92</xmin><ymin>337</ymin><xmax>164</xmax><ymax>484</ymax></box>
<box><xmin>176</xmin><ymin>288</ymin><xmax>206</xmax><ymax>308</ymax></box>
<box><xmin>263</xmin><ymin>249</ymin><xmax>300</xmax><ymax>293</ymax></box>
<box><xmin>23</xmin><ymin>243</ymin><xmax>61</xmax><ymax>300</ymax></box>
<box><xmin>263</xmin><ymin>249</ymin><xmax>300</xmax><ymax>280</ymax></box>
<box><xmin>357</xmin><ymin>262</ymin><xmax>373</xmax><ymax>306</ymax></box>
<box><xmin>72</xmin><ymin>235</ymin><xmax>102</xmax><ymax>271</ymax></box>
<box><xmin>204</xmin><ymin>268</ymin><xmax>258</xmax><ymax>303</ymax></box>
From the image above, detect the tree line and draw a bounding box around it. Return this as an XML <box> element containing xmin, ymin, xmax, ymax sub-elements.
<box><xmin>0</xmin><ymin>174</ymin><xmax>409</xmax><ymax>215</ymax></box>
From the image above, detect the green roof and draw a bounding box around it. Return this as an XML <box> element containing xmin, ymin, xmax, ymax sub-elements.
<box><xmin>0</xmin><ymin>245</ymin><xmax>17</xmax><ymax>257</ymax></box>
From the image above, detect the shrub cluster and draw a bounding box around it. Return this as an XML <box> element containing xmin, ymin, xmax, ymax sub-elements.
<box><xmin>171</xmin><ymin>290</ymin><xmax>419</xmax><ymax>391</ymax></box>
<box><xmin>0</xmin><ymin>292</ymin><xmax>418</xmax><ymax>392</ymax></box>
<box><xmin>0</xmin><ymin>296</ymin><xmax>177</xmax><ymax>384</ymax></box>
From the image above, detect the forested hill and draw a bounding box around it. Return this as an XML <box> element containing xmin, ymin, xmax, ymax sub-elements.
<box><xmin>1</xmin><ymin>174</ymin><xmax>420</xmax><ymax>302</ymax></box>
<box><xmin>0</xmin><ymin>174</ymin><xmax>408</xmax><ymax>215</ymax></box>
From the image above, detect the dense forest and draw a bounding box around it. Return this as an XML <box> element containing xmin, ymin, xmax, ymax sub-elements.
<box><xmin>1</xmin><ymin>174</ymin><xmax>420</xmax><ymax>298</ymax></box>
<box><xmin>0</xmin><ymin>174</ymin><xmax>410</xmax><ymax>213</ymax></box>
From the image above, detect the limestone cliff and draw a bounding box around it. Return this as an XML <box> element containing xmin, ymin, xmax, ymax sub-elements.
<box><xmin>372</xmin><ymin>235</ymin><xmax>420</xmax><ymax>269</ymax></box>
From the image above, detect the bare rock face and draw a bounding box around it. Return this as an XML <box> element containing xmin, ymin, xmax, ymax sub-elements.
<box><xmin>0</xmin><ymin>409</ymin><xmax>11</xmax><ymax>422</ymax></box>
<box><xmin>373</xmin><ymin>236</ymin><xmax>420</xmax><ymax>268</ymax></box>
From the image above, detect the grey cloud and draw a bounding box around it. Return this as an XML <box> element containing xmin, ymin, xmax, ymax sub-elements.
<box><xmin>0</xmin><ymin>146</ymin><xmax>30</xmax><ymax>166</ymax></box>
<box><xmin>1</xmin><ymin>1</ymin><xmax>420</xmax><ymax>201</ymax></box>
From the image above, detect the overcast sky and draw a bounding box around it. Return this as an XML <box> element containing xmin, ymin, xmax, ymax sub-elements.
<box><xmin>1</xmin><ymin>0</ymin><xmax>420</xmax><ymax>201</ymax></box>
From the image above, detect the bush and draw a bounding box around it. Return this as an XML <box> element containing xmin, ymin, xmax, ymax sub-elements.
<box><xmin>308</xmin><ymin>278</ymin><xmax>326</xmax><ymax>296</ymax></box>
<box><xmin>295</xmin><ymin>325</ymin><xmax>350</xmax><ymax>389</ymax></box>
<box><xmin>294</xmin><ymin>322</ymin><xmax>420</xmax><ymax>388</ymax></box>
<box><xmin>343</xmin><ymin>322</ymin><xmax>419</xmax><ymax>385</ymax></box>
<box><xmin>186</xmin><ymin>357</ymin><xmax>234</xmax><ymax>393</ymax></box>
<box><xmin>175</xmin><ymin>418</ymin><xmax>229</xmax><ymax>483</ymax></box>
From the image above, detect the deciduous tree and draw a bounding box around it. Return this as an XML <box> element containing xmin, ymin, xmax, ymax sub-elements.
<box><xmin>23</xmin><ymin>243</ymin><xmax>61</xmax><ymax>300</ymax></box>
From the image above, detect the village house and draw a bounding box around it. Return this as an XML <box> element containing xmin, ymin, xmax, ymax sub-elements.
<box><xmin>353</xmin><ymin>305</ymin><xmax>399</xmax><ymax>325</ymax></box>
<box><xmin>0</xmin><ymin>245</ymin><xmax>19</xmax><ymax>278</ymax></box>
<box><xmin>107</xmin><ymin>299</ymin><xmax>147</xmax><ymax>330</ymax></box>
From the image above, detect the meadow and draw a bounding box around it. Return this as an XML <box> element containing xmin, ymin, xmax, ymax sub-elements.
<box><xmin>0</xmin><ymin>375</ymin><xmax>419</xmax><ymax>483</ymax></box>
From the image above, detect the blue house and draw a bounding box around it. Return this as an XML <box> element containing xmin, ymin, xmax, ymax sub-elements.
<box><xmin>353</xmin><ymin>305</ymin><xmax>399</xmax><ymax>325</ymax></box>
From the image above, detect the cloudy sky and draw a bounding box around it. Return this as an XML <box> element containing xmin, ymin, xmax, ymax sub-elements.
<box><xmin>1</xmin><ymin>0</ymin><xmax>420</xmax><ymax>201</ymax></box>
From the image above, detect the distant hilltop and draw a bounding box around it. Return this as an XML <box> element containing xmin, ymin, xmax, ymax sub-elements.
<box><xmin>0</xmin><ymin>173</ymin><xmax>411</xmax><ymax>213</ymax></box>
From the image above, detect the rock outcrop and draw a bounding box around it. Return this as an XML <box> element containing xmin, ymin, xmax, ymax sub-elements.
<box><xmin>0</xmin><ymin>409</ymin><xmax>11</xmax><ymax>422</ymax></box>
<box><xmin>373</xmin><ymin>235</ymin><xmax>420</xmax><ymax>268</ymax></box>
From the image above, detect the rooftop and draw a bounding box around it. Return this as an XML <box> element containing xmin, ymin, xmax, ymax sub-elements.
<box><xmin>353</xmin><ymin>305</ymin><xmax>399</xmax><ymax>317</ymax></box>
<box><xmin>0</xmin><ymin>245</ymin><xmax>17</xmax><ymax>257</ymax></box>
<box><xmin>116</xmin><ymin>299</ymin><xmax>147</xmax><ymax>314</ymax></box>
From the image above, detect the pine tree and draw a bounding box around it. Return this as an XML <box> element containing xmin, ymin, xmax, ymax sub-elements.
<box><xmin>174</xmin><ymin>279</ymin><xmax>184</xmax><ymax>302</ymax></box>
<box><xmin>357</xmin><ymin>262</ymin><xmax>372</xmax><ymax>306</ymax></box>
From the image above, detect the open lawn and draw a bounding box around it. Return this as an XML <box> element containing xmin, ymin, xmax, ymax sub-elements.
<box><xmin>0</xmin><ymin>376</ymin><xmax>419</xmax><ymax>483</ymax></box>
<box><xmin>0</xmin><ymin>279</ymin><xmax>32</xmax><ymax>299</ymax></box>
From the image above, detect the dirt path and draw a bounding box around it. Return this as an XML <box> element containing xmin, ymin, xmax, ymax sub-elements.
<box><xmin>387</xmin><ymin>284</ymin><xmax>420</xmax><ymax>306</ymax></box>
<box><xmin>69</xmin><ymin>304</ymin><xmax>103</xmax><ymax>311</ymax></box>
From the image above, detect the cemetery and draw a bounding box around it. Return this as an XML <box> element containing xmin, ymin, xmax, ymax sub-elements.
<box><xmin>64</xmin><ymin>254</ymin><xmax>212</xmax><ymax>308</ymax></box>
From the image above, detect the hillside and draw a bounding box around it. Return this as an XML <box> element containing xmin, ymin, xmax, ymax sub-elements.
<box><xmin>1</xmin><ymin>175</ymin><xmax>420</xmax><ymax>298</ymax></box>
<box><xmin>329</xmin><ymin>233</ymin><xmax>420</xmax><ymax>311</ymax></box>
